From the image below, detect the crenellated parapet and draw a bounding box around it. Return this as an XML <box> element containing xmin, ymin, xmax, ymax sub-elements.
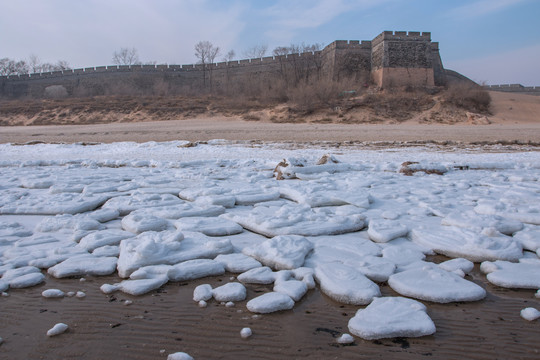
<box><xmin>0</xmin><ymin>30</ymin><xmax>449</xmax><ymax>97</ymax></box>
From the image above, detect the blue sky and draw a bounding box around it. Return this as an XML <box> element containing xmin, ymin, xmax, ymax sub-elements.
<box><xmin>1</xmin><ymin>0</ymin><xmax>539</xmax><ymax>85</ymax></box>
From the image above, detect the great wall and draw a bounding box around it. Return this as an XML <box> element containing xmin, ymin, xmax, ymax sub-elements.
<box><xmin>1</xmin><ymin>30</ymin><xmax>537</xmax><ymax>99</ymax></box>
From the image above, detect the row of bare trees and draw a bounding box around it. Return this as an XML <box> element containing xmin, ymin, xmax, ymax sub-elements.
<box><xmin>0</xmin><ymin>56</ymin><xmax>70</xmax><ymax>76</ymax></box>
<box><xmin>192</xmin><ymin>41</ymin><xmax>326</xmax><ymax>91</ymax></box>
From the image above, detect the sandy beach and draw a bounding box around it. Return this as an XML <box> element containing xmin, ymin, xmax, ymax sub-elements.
<box><xmin>1</xmin><ymin>259</ymin><xmax>539</xmax><ymax>360</ymax></box>
<box><xmin>1</xmin><ymin>91</ymin><xmax>539</xmax><ymax>360</ymax></box>
<box><xmin>1</xmin><ymin>91</ymin><xmax>539</xmax><ymax>145</ymax></box>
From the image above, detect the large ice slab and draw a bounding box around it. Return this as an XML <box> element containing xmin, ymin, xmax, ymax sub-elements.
<box><xmin>513</xmin><ymin>226</ymin><xmax>540</xmax><ymax>252</ymax></box>
<box><xmin>246</xmin><ymin>292</ymin><xmax>295</xmax><ymax>313</ymax></box>
<box><xmin>411</xmin><ymin>226</ymin><xmax>522</xmax><ymax>262</ymax></box>
<box><xmin>279</xmin><ymin>182</ymin><xmax>369</xmax><ymax>208</ymax></box>
<box><xmin>168</xmin><ymin>259</ymin><xmax>225</xmax><ymax>281</ymax></box>
<box><xmin>174</xmin><ymin>217</ymin><xmax>243</xmax><ymax>237</ymax></box>
<box><xmin>48</xmin><ymin>254</ymin><xmax>118</xmax><ymax>278</ymax></box>
<box><xmin>212</xmin><ymin>282</ymin><xmax>247</xmax><ymax>302</ymax></box>
<box><xmin>348</xmin><ymin>297</ymin><xmax>436</xmax><ymax>340</ymax></box>
<box><xmin>367</xmin><ymin>219</ymin><xmax>408</xmax><ymax>243</ymax></box>
<box><xmin>388</xmin><ymin>264</ymin><xmax>486</xmax><ymax>303</ymax></box>
<box><xmin>0</xmin><ymin>191</ymin><xmax>109</xmax><ymax>215</ymax></box>
<box><xmin>314</xmin><ymin>263</ymin><xmax>380</xmax><ymax>305</ymax></box>
<box><xmin>117</xmin><ymin>230</ymin><xmax>232</xmax><ymax>278</ymax></box>
<box><xmin>102</xmin><ymin>193</ymin><xmax>183</xmax><ymax>215</ymax></box>
<box><xmin>475</xmin><ymin>199</ymin><xmax>540</xmax><ymax>225</ymax></box>
<box><xmin>78</xmin><ymin>230</ymin><xmax>134</xmax><ymax>252</ymax></box>
<box><xmin>223</xmin><ymin>203</ymin><xmax>365</xmax><ymax>237</ymax></box>
<box><xmin>442</xmin><ymin>210</ymin><xmax>523</xmax><ymax>236</ymax></box>
<box><xmin>121</xmin><ymin>212</ymin><xmax>171</xmax><ymax>234</ymax></box>
<box><xmin>481</xmin><ymin>258</ymin><xmax>540</xmax><ymax>289</ymax></box>
<box><xmin>242</xmin><ymin>235</ymin><xmax>313</xmax><ymax>270</ymax></box>
<box><xmin>214</xmin><ymin>253</ymin><xmax>262</xmax><ymax>273</ymax></box>
<box><xmin>101</xmin><ymin>275</ymin><xmax>169</xmax><ymax>296</ymax></box>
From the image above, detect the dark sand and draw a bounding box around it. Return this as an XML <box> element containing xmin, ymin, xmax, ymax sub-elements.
<box><xmin>2</xmin><ymin>118</ymin><xmax>540</xmax><ymax>145</ymax></box>
<box><xmin>1</xmin><ymin>91</ymin><xmax>540</xmax><ymax>359</ymax></box>
<box><xmin>1</xmin><ymin>257</ymin><xmax>539</xmax><ymax>360</ymax></box>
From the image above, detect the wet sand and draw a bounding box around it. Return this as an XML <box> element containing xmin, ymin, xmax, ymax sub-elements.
<box><xmin>2</xmin><ymin>118</ymin><xmax>540</xmax><ymax>145</ymax></box>
<box><xmin>1</xmin><ymin>257</ymin><xmax>539</xmax><ymax>360</ymax></box>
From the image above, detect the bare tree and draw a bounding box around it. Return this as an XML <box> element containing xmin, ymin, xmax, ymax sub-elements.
<box><xmin>112</xmin><ymin>47</ymin><xmax>141</xmax><ymax>65</ymax></box>
<box><xmin>272</xmin><ymin>43</ymin><xmax>325</xmax><ymax>85</ymax></box>
<box><xmin>243</xmin><ymin>45</ymin><xmax>267</xmax><ymax>59</ymax></box>
<box><xmin>272</xmin><ymin>46</ymin><xmax>290</xmax><ymax>57</ymax></box>
<box><xmin>54</xmin><ymin>60</ymin><xmax>71</xmax><ymax>71</ymax></box>
<box><xmin>194</xmin><ymin>41</ymin><xmax>220</xmax><ymax>88</ymax></box>
<box><xmin>0</xmin><ymin>58</ymin><xmax>29</xmax><ymax>76</ymax></box>
<box><xmin>194</xmin><ymin>41</ymin><xmax>220</xmax><ymax>65</ymax></box>
<box><xmin>222</xmin><ymin>50</ymin><xmax>236</xmax><ymax>62</ymax></box>
<box><xmin>29</xmin><ymin>54</ymin><xmax>42</xmax><ymax>73</ymax></box>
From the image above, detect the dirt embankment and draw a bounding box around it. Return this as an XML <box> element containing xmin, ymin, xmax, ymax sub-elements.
<box><xmin>1</xmin><ymin>90</ymin><xmax>539</xmax><ymax>145</ymax></box>
<box><xmin>3</xmin><ymin>86</ymin><xmax>535</xmax><ymax>128</ymax></box>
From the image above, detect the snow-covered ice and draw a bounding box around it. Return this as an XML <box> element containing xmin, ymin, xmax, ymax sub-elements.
<box><xmin>337</xmin><ymin>333</ymin><xmax>355</xmax><ymax>344</ymax></box>
<box><xmin>520</xmin><ymin>307</ymin><xmax>540</xmax><ymax>321</ymax></box>
<box><xmin>242</xmin><ymin>235</ymin><xmax>313</xmax><ymax>270</ymax></box>
<box><xmin>212</xmin><ymin>282</ymin><xmax>246</xmax><ymax>302</ymax></box>
<box><xmin>240</xmin><ymin>327</ymin><xmax>252</xmax><ymax>339</ymax></box>
<box><xmin>42</xmin><ymin>289</ymin><xmax>65</xmax><ymax>298</ymax></box>
<box><xmin>388</xmin><ymin>263</ymin><xmax>486</xmax><ymax>303</ymax></box>
<box><xmin>348</xmin><ymin>297</ymin><xmax>436</xmax><ymax>340</ymax></box>
<box><xmin>314</xmin><ymin>263</ymin><xmax>381</xmax><ymax>305</ymax></box>
<box><xmin>46</xmin><ymin>323</ymin><xmax>69</xmax><ymax>337</ymax></box>
<box><xmin>2</xmin><ymin>140</ymin><xmax>540</xmax><ymax>343</ymax></box>
<box><xmin>193</xmin><ymin>284</ymin><xmax>213</xmax><ymax>302</ymax></box>
<box><xmin>246</xmin><ymin>292</ymin><xmax>295</xmax><ymax>313</ymax></box>
<box><xmin>167</xmin><ymin>352</ymin><xmax>194</xmax><ymax>360</ymax></box>
<box><xmin>411</xmin><ymin>226</ymin><xmax>522</xmax><ymax>262</ymax></box>
<box><xmin>214</xmin><ymin>253</ymin><xmax>262</xmax><ymax>273</ymax></box>
<box><xmin>481</xmin><ymin>258</ymin><xmax>540</xmax><ymax>289</ymax></box>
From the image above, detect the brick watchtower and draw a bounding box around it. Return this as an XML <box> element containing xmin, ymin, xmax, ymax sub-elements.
<box><xmin>370</xmin><ymin>31</ymin><xmax>444</xmax><ymax>88</ymax></box>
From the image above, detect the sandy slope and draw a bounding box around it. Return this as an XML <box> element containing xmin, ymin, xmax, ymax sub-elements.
<box><xmin>1</xmin><ymin>92</ymin><xmax>539</xmax><ymax>145</ymax></box>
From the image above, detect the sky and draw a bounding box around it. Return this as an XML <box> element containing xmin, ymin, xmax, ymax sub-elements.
<box><xmin>1</xmin><ymin>0</ymin><xmax>539</xmax><ymax>85</ymax></box>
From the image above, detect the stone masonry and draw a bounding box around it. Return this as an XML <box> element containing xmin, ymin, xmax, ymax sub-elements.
<box><xmin>0</xmin><ymin>31</ymin><xmax>448</xmax><ymax>98</ymax></box>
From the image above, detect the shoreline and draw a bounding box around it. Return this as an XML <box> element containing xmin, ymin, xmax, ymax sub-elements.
<box><xmin>3</xmin><ymin>119</ymin><xmax>540</xmax><ymax>145</ymax></box>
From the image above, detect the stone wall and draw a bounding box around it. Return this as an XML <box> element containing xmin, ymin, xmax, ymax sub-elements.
<box><xmin>483</xmin><ymin>84</ymin><xmax>540</xmax><ymax>96</ymax></box>
<box><xmin>0</xmin><ymin>30</ymin><xmax>448</xmax><ymax>98</ymax></box>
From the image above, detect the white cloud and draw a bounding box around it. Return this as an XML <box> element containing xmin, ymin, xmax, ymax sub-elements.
<box><xmin>448</xmin><ymin>0</ymin><xmax>529</xmax><ymax>19</ymax></box>
<box><xmin>0</xmin><ymin>0</ymin><xmax>246</xmax><ymax>67</ymax></box>
<box><xmin>445</xmin><ymin>43</ymin><xmax>540</xmax><ymax>86</ymax></box>
<box><xmin>263</xmin><ymin>0</ymin><xmax>385</xmax><ymax>43</ymax></box>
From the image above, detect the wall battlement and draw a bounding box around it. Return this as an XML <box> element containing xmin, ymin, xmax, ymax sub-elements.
<box><xmin>483</xmin><ymin>84</ymin><xmax>540</xmax><ymax>95</ymax></box>
<box><xmin>0</xmin><ymin>30</ymin><xmax>449</xmax><ymax>97</ymax></box>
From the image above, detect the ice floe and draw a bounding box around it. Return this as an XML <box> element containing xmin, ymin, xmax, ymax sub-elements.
<box><xmin>367</xmin><ymin>219</ymin><xmax>408</xmax><ymax>243</ymax></box>
<box><xmin>193</xmin><ymin>284</ymin><xmax>213</xmax><ymax>302</ymax></box>
<box><xmin>242</xmin><ymin>235</ymin><xmax>313</xmax><ymax>270</ymax></box>
<box><xmin>168</xmin><ymin>259</ymin><xmax>225</xmax><ymax>282</ymax></box>
<box><xmin>411</xmin><ymin>226</ymin><xmax>522</xmax><ymax>262</ymax></box>
<box><xmin>167</xmin><ymin>352</ymin><xmax>194</xmax><ymax>360</ymax></box>
<box><xmin>348</xmin><ymin>297</ymin><xmax>436</xmax><ymax>340</ymax></box>
<box><xmin>214</xmin><ymin>253</ymin><xmax>262</xmax><ymax>273</ymax></box>
<box><xmin>48</xmin><ymin>254</ymin><xmax>117</xmax><ymax>278</ymax></box>
<box><xmin>314</xmin><ymin>263</ymin><xmax>380</xmax><ymax>305</ymax></box>
<box><xmin>480</xmin><ymin>258</ymin><xmax>540</xmax><ymax>289</ymax></box>
<box><xmin>2</xmin><ymin>140</ymin><xmax>540</xmax><ymax>347</ymax></box>
<box><xmin>246</xmin><ymin>292</ymin><xmax>295</xmax><ymax>313</ymax></box>
<box><xmin>223</xmin><ymin>203</ymin><xmax>365</xmax><ymax>237</ymax></box>
<box><xmin>240</xmin><ymin>327</ymin><xmax>252</xmax><ymax>339</ymax></box>
<box><xmin>520</xmin><ymin>307</ymin><xmax>540</xmax><ymax>321</ymax></box>
<box><xmin>47</xmin><ymin>323</ymin><xmax>69</xmax><ymax>337</ymax></box>
<box><xmin>212</xmin><ymin>282</ymin><xmax>247</xmax><ymax>302</ymax></box>
<box><xmin>42</xmin><ymin>289</ymin><xmax>65</xmax><ymax>298</ymax></box>
<box><xmin>388</xmin><ymin>263</ymin><xmax>486</xmax><ymax>303</ymax></box>
<box><xmin>174</xmin><ymin>217</ymin><xmax>243</xmax><ymax>236</ymax></box>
